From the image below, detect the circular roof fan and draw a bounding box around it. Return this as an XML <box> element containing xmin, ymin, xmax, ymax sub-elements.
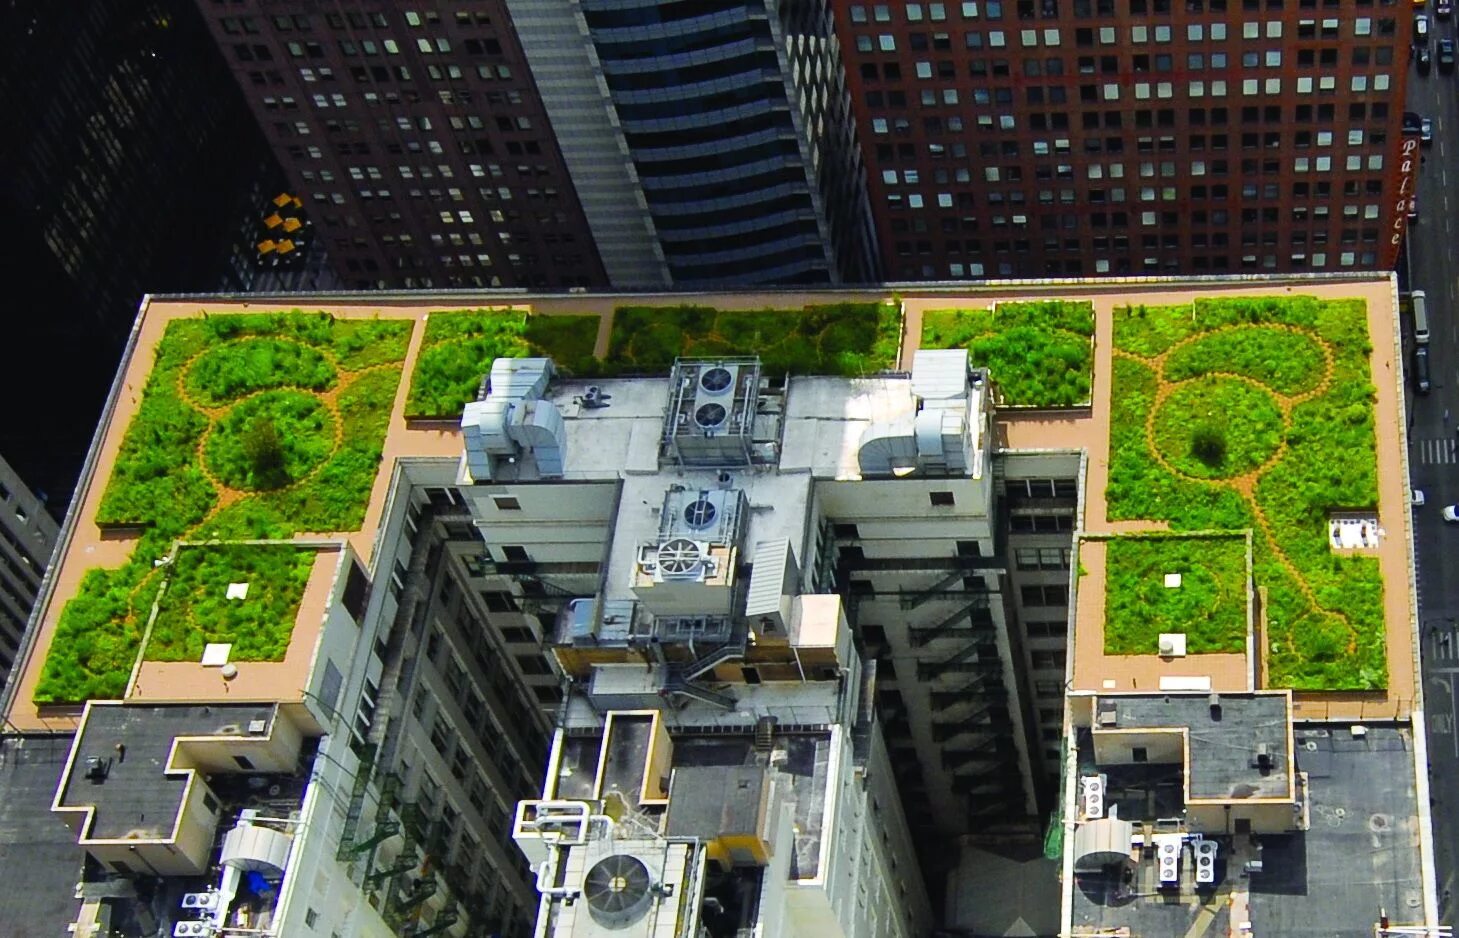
<box><xmin>695</xmin><ymin>402</ymin><xmax>728</xmax><ymax>429</ymax></box>
<box><xmin>656</xmin><ymin>538</ymin><xmax>704</xmax><ymax>576</ymax></box>
<box><xmin>699</xmin><ymin>366</ymin><xmax>734</xmax><ymax>394</ymax></box>
<box><xmin>683</xmin><ymin>497</ymin><xmax>717</xmax><ymax>529</ymax></box>
<box><xmin>584</xmin><ymin>853</ymin><xmax>654</xmax><ymax>928</ymax></box>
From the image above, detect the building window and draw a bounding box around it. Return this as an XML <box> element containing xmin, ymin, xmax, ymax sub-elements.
<box><xmin>930</xmin><ymin>491</ymin><xmax>956</xmax><ymax>507</ymax></box>
<box><xmin>832</xmin><ymin>523</ymin><xmax>861</xmax><ymax>539</ymax></box>
<box><xmin>233</xmin><ymin>755</ymin><xmax>255</xmax><ymax>770</ymax></box>
<box><xmin>1020</xmin><ymin>584</ymin><xmax>1068</xmax><ymax>606</ymax></box>
<box><xmin>492</xmin><ymin>495</ymin><xmax>521</xmax><ymax>511</ymax></box>
<box><xmin>305</xmin><ymin>909</ymin><xmax>319</xmax><ymax>929</ymax></box>
<box><xmin>1133</xmin><ymin>747</ymin><xmax>1149</xmax><ymax>763</ymax></box>
<box><xmin>501</xmin><ymin>545</ymin><xmax>529</xmax><ymax>562</ymax></box>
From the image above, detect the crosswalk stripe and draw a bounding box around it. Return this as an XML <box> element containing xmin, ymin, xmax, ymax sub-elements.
<box><xmin>1413</xmin><ymin>438</ymin><xmax>1459</xmax><ymax>465</ymax></box>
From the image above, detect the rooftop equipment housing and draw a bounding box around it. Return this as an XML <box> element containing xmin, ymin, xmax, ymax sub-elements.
<box><xmin>461</xmin><ymin>357</ymin><xmax>568</xmax><ymax>481</ymax></box>
<box><xmin>661</xmin><ymin>358</ymin><xmax>766</xmax><ymax>468</ymax></box>
<box><xmin>858</xmin><ymin>349</ymin><xmax>981</xmax><ymax>477</ymax></box>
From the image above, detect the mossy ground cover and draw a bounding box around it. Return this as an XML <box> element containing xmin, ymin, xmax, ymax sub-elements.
<box><xmin>1106</xmin><ymin>296</ymin><xmax>1385</xmax><ymax>690</ymax></box>
<box><xmin>1102</xmin><ymin>535</ymin><xmax>1249</xmax><ymax>655</ymax></box>
<box><xmin>922</xmin><ymin>299</ymin><xmax>1097</xmax><ymax>405</ymax></box>
<box><xmin>405</xmin><ymin>310</ymin><xmax>602</xmax><ymax>418</ymax></box>
<box><xmin>920</xmin><ymin>300</ymin><xmax>1095</xmax><ymax>407</ymax></box>
<box><xmin>145</xmin><ymin>544</ymin><xmax>316</xmax><ymax>662</ymax></box>
<box><xmin>607</xmin><ymin>301</ymin><xmax>901</xmax><ymax>376</ymax></box>
<box><xmin>36</xmin><ymin>311</ymin><xmax>409</xmax><ymax>703</ymax></box>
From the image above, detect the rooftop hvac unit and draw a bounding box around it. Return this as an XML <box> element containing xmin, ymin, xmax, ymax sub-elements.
<box><xmin>1154</xmin><ymin>834</ymin><xmax>1182</xmax><ymax>885</ymax></box>
<box><xmin>1194</xmin><ymin>839</ymin><xmax>1218</xmax><ymax>884</ymax></box>
<box><xmin>698</xmin><ymin>365</ymin><xmax>738</xmax><ymax>397</ymax></box>
<box><xmin>656</xmin><ymin>538</ymin><xmax>708</xmax><ymax>579</ymax></box>
<box><xmin>694</xmin><ymin>401</ymin><xmax>729</xmax><ymax>431</ymax></box>
<box><xmin>584</xmin><ymin>853</ymin><xmax>655</xmax><ymax>928</ymax></box>
<box><xmin>1080</xmin><ymin>775</ymin><xmax>1106</xmax><ymax>820</ymax></box>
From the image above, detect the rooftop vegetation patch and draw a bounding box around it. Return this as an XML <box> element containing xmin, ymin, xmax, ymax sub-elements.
<box><xmin>1102</xmin><ymin>534</ymin><xmax>1249</xmax><ymax>655</ymax></box>
<box><xmin>35</xmin><ymin>310</ymin><xmax>409</xmax><ymax>704</ymax></box>
<box><xmin>405</xmin><ymin>310</ymin><xmax>602</xmax><ymax>418</ymax></box>
<box><xmin>920</xmin><ymin>300</ymin><xmax>1095</xmax><ymax>407</ymax></box>
<box><xmin>606</xmin><ymin>301</ymin><xmax>901</xmax><ymax>376</ymax></box>
<box><xmin>1105</xmin><ymin>296</ymin><xmax>1385</xmax><ymax>690</ymax></box>
<box><xmin>144</xmin><ymin>544</ymin><xmax>316</xmax><ymax>662</ymax></box>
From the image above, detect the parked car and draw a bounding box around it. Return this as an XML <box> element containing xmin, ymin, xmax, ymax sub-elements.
<box><xmin>1443</xmin><ymin>504</ymin><xmax>1459</xmax><ymax>523</ymax></box>
<box><xmin>1405</xmin><ymin>110</ymin><xmax>1425</xmax><ymax>134</ymax></box>
<box><xmin>1423</xmin><ymin>116</ymin><xmax>1435</xmax><ymax>144</ymax></box>
<box><xmin>1420</xmin><ymin>44</ymin><xmax>1434</xmax><ymax>72</ymax></box>
<box><xmin>1442</xmin><ymin>38</ymin><xmax>1456</xmax><ymax>71</ymax></box>
<box><xmin>1414</xmin><ymin>344</ymin><xmax>1432</xmax><ymax>394</ymax></box>
<box><xmin>1439</xmin><ymin>0</ymin><xmax>1452</xmax><ymax>18</ymax></box>
<box><xmin>1418</xmin><ymin>13</ymin><xmax>1432</xmax><ymax>40</ymax></box>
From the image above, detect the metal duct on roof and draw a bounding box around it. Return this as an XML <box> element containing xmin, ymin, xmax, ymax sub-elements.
<box><xmin>220</xmin><ymin>821</ymin><xmax>293</xmax><ymax>875</ymax></box>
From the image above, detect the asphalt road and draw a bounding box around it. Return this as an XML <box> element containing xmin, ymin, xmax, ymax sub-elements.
<box><xmin>1406</xmin><ymin>17</ymin><xmax>1459</xmax><ymax>919</ymax></box>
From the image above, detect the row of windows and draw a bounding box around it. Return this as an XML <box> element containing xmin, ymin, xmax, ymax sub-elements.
<box><xmin>905</xmin><ymin>248</ymin><xmax>1384</xmax><ymax>277</ymax></box>
<box><xmin>848</xmin><ymin>0</ymin><xmax>1390</xmax><ymax>25</ymax></box>
<box><xmin>851</xmin><ymin>14</ymin><xmax>1391</xmax><ymax>45</ymax></box>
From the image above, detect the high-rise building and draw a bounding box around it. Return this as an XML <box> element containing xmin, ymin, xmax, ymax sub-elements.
<box><xmin>2</xmin><ymin>278</ymin><xmax>1433</xmax><ymax>938</ymax></box>
<box><xmin>0</xmin><ymin>454</ymin><xmax>58</xmax><ymax>695</ymax></box>
<box><xmin>194</xmin><ymin>2</ymin><xmax>614</xmax><ymax>292</ymax></box>
<box><xmin>832</xmin><ymin>0</ymin><xmax>1415</xmax><ymax>279</ymax></box>
<box><xmin>194</xmin><ymin>0</ymin><xmax>876</xmax><ymax>290</ymax></box>
<box><xmin>195</xmin><ymin>2</ymin><xmax>1416</xmax><ymax>288</ymax></box>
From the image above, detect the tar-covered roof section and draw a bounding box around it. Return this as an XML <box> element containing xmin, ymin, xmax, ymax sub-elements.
<box><xmin>0</xmin><ymin>735</ymin><xmax>85</xmax><ymax>936</ymax></box>
<box><xmin>1100</xmin><ymin>693</ymin><xmax>1292</xmax><ymax>800</ymax></box>
<box><xmin>55</xmin><ymin>703</ymin><xmax>275</xmax><ymax>841</ymax></box>
<box><xmin>1249</xmin><ymin>726</ymin><xmax>1423</xmax><ymax>936</ymax></box>
<box><xmin>664</xmin><ymin>765</ymin><xmax>768</xmax><ymax>839</ymax></box>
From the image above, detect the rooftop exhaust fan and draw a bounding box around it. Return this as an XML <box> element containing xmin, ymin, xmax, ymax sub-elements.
<box><xmin>695</xmin><ymin>402</ymin><xmax>728</xmax><ymax>429</ymax></box>
<box><xmin>584</xmin><ymin>853</ymin><xmax>654</xmax><ymax>928</ymax></box>
<box><xmin>699</xmin><ymin>366</ymin><xmax>734</xmax><ymax>394</ymax></box>
<box><xmin>656</xmin><ymin>538</ymin><xmax>705</xmax><ymax>577</ymax></box>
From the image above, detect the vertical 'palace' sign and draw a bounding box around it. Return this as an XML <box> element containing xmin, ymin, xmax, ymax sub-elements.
<box><xmin>1388</xmin><ymin>135</ymin><xmax>1421</xmax><ymax>265</ymax></box>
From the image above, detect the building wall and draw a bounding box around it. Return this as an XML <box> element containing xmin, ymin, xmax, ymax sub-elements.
<box><xmin>832</xmin><ymin>0</ymin><xmax>1412</xmax><ymax>279</ymax></box>
<box><xmin>193</xmin><ymin>0</ymin><xmax>610</xmax><ymax>291</ymax></box>
<box><xmin>814</xmin><ymin>474</ymin><xmax>1043</xmax><ymax>876</ymax></box>
<box><xmin>567</xmin><ymin>0</ymin><xmax>872</xmax><ymax>284</ymax></box>
<box><xmin>784</xmin><ymin>725</ymin><xmax>933</xmax><ymax>938</ymax></box>
<box><xmin>0</xmin><ymin>454</ymin><xmax>58</xmax><ymax>693</ymax></box>
<box><xmin>499</xmin><ymin>0</ymin><xmax>669</xmax><ymax>286</ymax></box>
<box><xmin>999</xmin><ymin>454</ymin><xmax>1082</xmax><ymax>790</ymax></box>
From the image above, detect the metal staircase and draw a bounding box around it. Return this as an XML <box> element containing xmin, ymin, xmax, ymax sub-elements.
<box><xmin>662</xmin><ymin>666</ymin><xmax>735</xmax><ymax>709</ymax></box>
<box><xmin>909</xmin><ymin>598</ymin><xmax>993</xmax><ymax>647</ymax></box>
<box><xmin>682</xmin><ymin>635</ymin><xmax>747</xmax><ymax>682</ymax></box>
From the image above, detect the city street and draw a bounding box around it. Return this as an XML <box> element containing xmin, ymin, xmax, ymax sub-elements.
<box><xmin>1406</xmin><ymin>16</ymin><xmax>1459</xmax><ymax>919</ymax></box>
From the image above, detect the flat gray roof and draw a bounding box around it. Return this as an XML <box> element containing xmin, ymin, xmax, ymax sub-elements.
<box><xmin>57</xmin><ymin>703</ymin><xmax>276</xmax><ymax>841</ymax></box>
<box><xmin>1073</xmin><ymin>725</ymin><xmax>1423</xmax><ymax>937</ymax></box>
<box><xmin>0</xmin><ymin>735</ymin><xmax>85</xmax><ymax>936</ymax></box>
<box><xmin>1100</xmin><ymin>693</ymin><xmax>1291</xmax><ymax>800</ymax></box>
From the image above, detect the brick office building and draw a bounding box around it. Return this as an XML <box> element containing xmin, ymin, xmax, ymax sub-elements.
<box><xmin>195</xmin><ymin>2</ymin><xmax>612</xmax><ymax>291</ymax></box>
<box><xmin>832</xmin><ymin>0</ymin><xmax>1415</xmax><ymax>280</ymax></box>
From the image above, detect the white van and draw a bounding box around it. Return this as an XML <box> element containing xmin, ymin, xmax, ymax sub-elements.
<box><xmin>1414</xmin><ymin>290</ymin><xmax>1431</xmax><ymax>345</ymax></box>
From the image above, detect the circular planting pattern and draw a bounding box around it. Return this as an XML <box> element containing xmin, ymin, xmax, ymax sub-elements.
<box><xmin>204</xmin><ymin>390</ymin><xmax>336</xmax><ymax>491</ymax></box>
<box><xmin>1151</xmin><ymin>376</ymin><xmax>1286</xmax><ymax>480</ymax></box>
<box><xmin>1111</xmin><ymin>312</ymin><xmax>1387</xmax><ymax>688</ymax></box>
<box><xmin>184</xmin><ymin>336</ymin><xmax>337</xmax><ymax>405</ymax></box>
